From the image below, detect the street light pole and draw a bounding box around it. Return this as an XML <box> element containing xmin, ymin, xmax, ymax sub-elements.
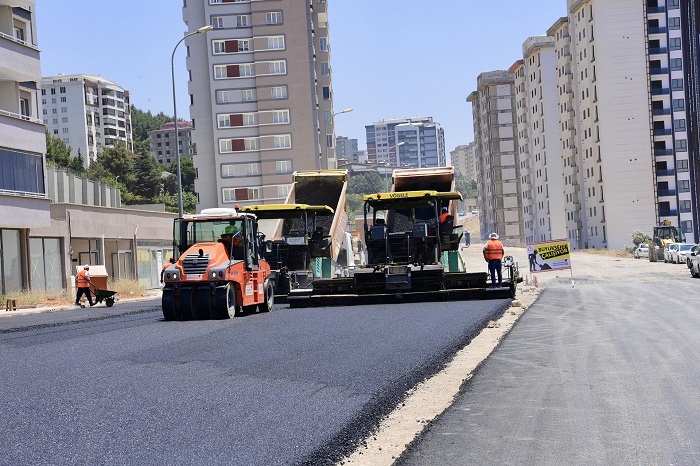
<box><xmin>322</xmin><ymin>107</ymin><xmax>353</xmax><ymax>170</ymax></box>
<box><xmin>172</xmin><ymin>25</ymin><xmax>213</xmax><ymax>217</ymax></box>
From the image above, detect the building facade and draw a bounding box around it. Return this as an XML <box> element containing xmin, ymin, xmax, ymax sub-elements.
<box><xmin>183</xmin><ymin>0</ymin><xmax>336</xmax><ymax>209</ymax></box>
<box><xmin>467</xmin><ymin>71</ymin><xmax>525</xmax><ymax>244</ymax></box>
<box><xmin>148</xmin><ymin>121</ymin><xmax>193</xmax><ymax>165</ymax></box>
<box><xmin>365</xmin><ymin>117</ymin><xmax>446</xmax><ymax>168</ymax></box>
<box><xmin>450</xmin><ymin>142</ymin><xmax>477</xmax><ymax>181</ymax></box>
<box><xmin>0</xmin><ymin>0</ymin><xmax>51</xmax><ymax>295</ymax></box>
<box><xmin>335</xmin><ymin>136</ymin><xmax>358</xmax><ymax>163</ymax></box>
<box><xmin>41</xmin><ymin>74</ymin><xmax>133</xmax><ymax>167</ymax></box>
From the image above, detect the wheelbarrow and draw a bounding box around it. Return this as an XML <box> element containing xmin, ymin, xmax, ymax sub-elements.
<box><xmin>91</xmin><ymin>284</ymin><xmax>117</xmax><ymax>307</ymax></box>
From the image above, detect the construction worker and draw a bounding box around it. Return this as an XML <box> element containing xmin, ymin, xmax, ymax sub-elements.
<box><xmin>219</xmin><ymin>224</ymin><xmax>244</xmax><ymax>257</ymax></box>
<box><xmin>483</xmin><ymin>233</ymin><xmax>504</xmax><ymax>287</ymax></box>
<box><xmin>75</xmin><ymin>264</ymin><xmax>95</xmax><ymax>307</ymax></box>
<box><xmin>439</xmin><ymin>206</ymin><xmax>450</xmax><ymax>224</ymax></box>
<box><xmin>160</xmin><ymin>257</ymin><xmax>175</xmax><ymax>284</ymax></box>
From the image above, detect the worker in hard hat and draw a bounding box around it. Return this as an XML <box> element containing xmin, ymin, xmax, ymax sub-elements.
<box><xmin>483</xmin><ymin>233</ymin><xmax>505</xmax><ymax>287</ymax></box>
<box><xmin>219</xmin><ymin>223</ymin><xmax>244</xmax><ymax>257</ymax></box>
<box><xmin>75</xmin><ymin>264</ymin><xmax>95</xmax><ymax>307</ymax></box>
<box><xmin>439</xmin><ymin>206</ymin><xmax>450</xmax><ymax>224</ymax></box>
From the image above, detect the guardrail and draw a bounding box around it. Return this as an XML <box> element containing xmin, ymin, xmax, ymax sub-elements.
<box><xmin>0</xmin><ymin>108</ymin><xmax>42</xmax><ymax>124</ymax></box>
<box><xmin>0</xmin><ymin>30</ymin><xmax>39</xmax><ymax>50</ymax></box>
<box><xmin>0</xmin><ymin>189</ymin><xmax>48</xmax><ymax>199</ymax></box>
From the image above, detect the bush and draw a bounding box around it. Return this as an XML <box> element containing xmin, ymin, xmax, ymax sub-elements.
<box><xmin>631</xmin><ymin>230</ymin><xmax>651</xmax><ymax>247</ymax></box>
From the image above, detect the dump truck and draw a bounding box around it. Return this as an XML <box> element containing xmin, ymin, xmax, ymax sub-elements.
<box><xmin>649</xmin><ymin>220</ymin><xmax>686</xmax><ymax>262</ymax></box>
<box><xmin>161</xmin><ymin>208</ymin><xmax>273</xmax><ymax>320</ymax></box>
<box><xmin>238</xmin><ymin>203</ymin><xmax>335</xmax><ymax>297</ymax></box>
<box><xmin>288</xmin><ymin>190</ymin><xmax>521</xmax><ymax>308</ymax></box>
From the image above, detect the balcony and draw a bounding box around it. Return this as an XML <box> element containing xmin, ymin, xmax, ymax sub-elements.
<box><xmin>647</xmin><ymin>6</ymin><xmax>666</xmax><ymax>13</ymax></box>
<box><xmin>659</xmin><ymin>209</ymin><xmax>678</xmax><ymax>217</ymax></box>
<box><xmin>648</xmin><ymin>27</ymin><xmax>667</xmax><ymax>34</ymax></box>
<box><xmin>650</xmin><ymin>67</ymin><xmax>668</xmax><ymax>75</ymax></box>
<box><xmin>657</xmin><ymin>189</ymin><xmax>676</xmax><ymax>196</ymax></box>
<box><xmin>655</xmin><ymin>148</ymin><xmax>673</xmax><ymax>155</ymax></box>
<box><xmin>649</xmin><ymin>47</ymin><xmax>667</xmax><ymax>55</ymax></box>
<box><xmin>656</xmin><ymin>169</ymin><xmax>676</xmax><ymax>176</ymax></box>
<box><xmin>652</xmin><ymin>108</ymin><xmax>671</xmax><ymax>116</ymax></box>
<box><xmin>651</xmin><ymin>88</ymin><xmax>670</xmax><ymax>95</ymax></box>
<box><xmin>0</xmin><ymin>110</ymin><xmax>45</xmax><ymax>154</ymax></box>
<box><xmin>653</xmin><ymin>128</ymin><xmax>672</xmax><ymax>136</ymax></box>
<box><xmin>0</xmin><ymin>32</ymin><xmax>40</xmax><ymax>82</ymax></box>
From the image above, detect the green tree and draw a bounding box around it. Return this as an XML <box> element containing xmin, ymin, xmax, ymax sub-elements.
<box><xmin>455</xmin><ymin>174</ymin><xmax>477</xmax><ymax>199</ymax></box>
<box><xmin>631</xmin><ymin>230</ymin><xmax>651</xmax><ymax>247</ymax></box>
<box><xmin>348</xmin><ymin>171</ymin><xmax>384</xmax><ymax>195</ymax></box>
<box><xmin>133</xmin><ymin>138</ymin><xmax>151</xmax><ymax>158</ymax></box>
<box><xmin>69</xmin><ymin>149</ymin><xmax>86</xmax><ymax>176</ymax></box>
<box><xmin>130</xmin><ymin>106</ymin><xmax>173</xmax><ymax>142</ymax></box>
<box><xmin>131</xmin><ymin>153</ymin><xmax>163</xmax><ymax>201</ymax></box>
<box><xmin>168</xmin><ymin>157</ymin><xmax>196</xmax><ymax>193</ymax></box>
<box><xmin>45</xmin><ymin>129</ymin><xmax>72</xmax><ymax>169</ymax></box>
<box><xmin>85</xmin><ymin>159</ymin><xmax>113</xmax><ymax>183</ymax></box>
<box><xmin>96</xmin><ymin>140</ymin><xmax>135</xmax><ymax>187</ymax></box>
<box><xmin>346</xmin><ymin>193</ymin><xmax>364</xmax><ymax>222</ymax></box>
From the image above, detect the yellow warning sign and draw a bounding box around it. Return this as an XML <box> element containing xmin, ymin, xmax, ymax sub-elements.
<box><xmin>527</xmin><ymin>239</ymin><xmax>572</xmax><ymax>273</ymax></box>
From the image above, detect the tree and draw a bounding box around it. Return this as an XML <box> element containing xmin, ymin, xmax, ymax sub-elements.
<box><xmin>130</xmin><ymin>106</ymin><xmax>173</xmax><ymax>142</ymax></box>
<box><xmin>131</xmin><ymin>153</ymin><xmax>163</xmax><ymax>201</ymax></box>
<box><xmin>348</xmin><ymin>171</ymin><xmax>384</xmax><ymax>195</ymax></box>
<box><xmin>168</xmin><ymin>157</ymin><xmax>196</xmax><ymax>193</ymax></box>
<box><xmin>96</xmin><ymin>140</ymin><xmax>135</xmax><ymax>187</ymax></box>
<box><xmin>346</xmin><ymin>193</ymin><xmax>364</xmax><ymax>222</ymax></box>
<box><xmin>631</xmin><ymin>230</ymin><xmax>651</xmax><ymax>247</ymax></box>
<box><xmin>455</xmin><ymin>174</ymin><xmax>477</xmax><ymax>199</ymax></box>
<box><xmin>69</xmin><ymin>149</ymin><xmax>86</xmax><ymax>176</ymax></box>
<box><xmin>45</xmin><ymin>129</ymin><xmax>72</xmax><ymax>169</ymax></box>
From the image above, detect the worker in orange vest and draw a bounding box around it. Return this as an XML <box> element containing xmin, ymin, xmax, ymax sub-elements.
<box><xmin>483</xmin><ymin>233</ymin><xmax>505</xmax><ymax>287</ymax></box>
<box><xmin>439</xmin><ymin>207</ymin><xmax>450</xmax><ymax>224</ymax></box>
<box><xmin>75</xmin><ymin>264</ymin><xmax>95</xmax><ymax>307</ymax></box>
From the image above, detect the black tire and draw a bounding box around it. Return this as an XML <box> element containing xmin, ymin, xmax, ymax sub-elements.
<box><xmin>105</xmin><ymin>297</ymin><xmax>114</xmax><ymax>307</ymax></box>
<box><xmin>259</xmin><ymin>280</ymin><xmax>275</xmax><ymax>313</ymax></box>
<box><xmin>162</xmin><ymin>288</ymin><xmax>176</xmax><ymax>321</ymax></box>
<box><xmin>179</xmin><ymin>288</ymin><xmax>194</xmax><ymax>320</ymax></box>
<box><xmin>212</xmin><ymin>283</ymin><xmax>239</xmax><ymax>319</ymax></box>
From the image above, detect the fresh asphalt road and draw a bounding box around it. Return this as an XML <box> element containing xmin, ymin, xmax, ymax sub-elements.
<box><xmin>0</xmin><ymin>297</ymin><xmax>510</xmax><ymax>465</ymax></box>
<box><xmin>398</xmin><ymin>281</ymin><xmax>700</xmax><ymax>465</ymax></box>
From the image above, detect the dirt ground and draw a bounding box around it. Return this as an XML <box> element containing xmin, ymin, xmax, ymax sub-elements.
<box><xmin>340</xmin><ymin>243</ymin><xmax>695</xmax><ymax>465</ymax></box>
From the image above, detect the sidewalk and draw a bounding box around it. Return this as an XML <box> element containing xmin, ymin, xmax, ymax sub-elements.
<box><xmin>1</xmin><ymin>289</ymin><xmax>162</xmax><ymax>318</ymax></box>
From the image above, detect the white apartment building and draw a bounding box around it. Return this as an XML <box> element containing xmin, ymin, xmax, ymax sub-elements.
<box><xmin>467</xmin><ymin>71</ymin><xmax>525</xmax><ymax>243</ymax></box>
<box><xmin>365</xmin><ymin>117</ymin><xmax>446</xmax><ymax>168</ymax></box>
<box><xmin>450</xmin><ymin>142</ymin><xmax>478</xmax><ymax>181</ymax></box>
<box><xmin>41</xmin><ymin>74</ymin><xmax>133</xmax><ymax>167</ymax></box>
<box><xmin>183</xmin><ymin>0</ymin><xmax>336</xmax><ymax>209</ymax></box>
<box><xmin>511</xmin><ymin>36</ymin><xmax>567</xmax><ymax>244</ymax></box>
<box><xmin>0</xmin><ymin>1</ymin><xmax>51</xmax><ymax>294</ymax></box>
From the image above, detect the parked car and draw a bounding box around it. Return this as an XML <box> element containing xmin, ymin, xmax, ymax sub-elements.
<box><xmin>634</xmin><ymin>243</ymin><xmax>649</xmax><ymax>259</ymax></box>
<box><xmin>671</xmin><ymin>243</ymin><xmax>695</xmax><ymax>264</ymax></box>
<box><xmin>664</xmin><ymin>243</ymin><xmax>679</xmax><ymax>263</ymax></box>
<box><xmin>689</xmin><ymin>246</ymin><xmax>700</xmax><ymax>277</ymax></box>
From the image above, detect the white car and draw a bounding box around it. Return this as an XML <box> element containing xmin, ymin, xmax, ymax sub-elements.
<box><xmin>671</xmin><ymin>243</ymin><xmax>695</xmax><ymax>264</ymax></box>
<box><xmin>689</xmin><ymin>246</ymin><xmax>700</xmax><ymax>277</ymax></box>
<box><xmin>634</xmin><ymin>243</ymin><xmax>649</xmax><ymax>259</ymax></box>
<box><xmin>664</xmin><ymin>243</ymin><xmax>679</xmax><ymax>263</ymax></box>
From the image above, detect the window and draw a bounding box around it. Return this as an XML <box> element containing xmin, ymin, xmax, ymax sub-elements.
<box><xmin>19</xmin><ymin>97</ymin><xmax>30</xmax><ymax>118</ymax></box>
<box><xmin>681</xmin><ymin>220</ymin><xmax>692</xmax><ymax>233</ymax></box>
<box><xmin>223</xmin><ymin>187</ymin><xmax>260</xmax><ymax>203</ymax></box>
<box><xmin>62</xmin><ymin>128</ymin><xmax>69</xmax><ymax>134</ymax></box>
<box><xmin>238</xmin><ymin>39</ymin><xmax>250</xmax><ymax>52</ymax></box>
<box><xmin>321</xmin><ymin>62</ymin><xmax>330</xmax><ymax>76</ymax></box>
<box><xmin>266</xmin><ymin>11</ymin><xmax>282</xmax><ymax>24</ymax></box>
<box><xmin>672</xmin><ymin>99</ymin><xmax>685</xmax><ymax>111</ymax></box>
<box><xmin>51</xmin><ymin>88</ymin><xmax>56</xmax><ymax>95</ymax></box>
<box><xmin>271</xmin><ymin>86</ymin><xmax>287</xmax><ymax>99</ymax></box>
<box><xmin>217</xmin><ymin>114</ymin><xmax>232</xmax><ymax>128</ymax></box>
<box><xmin>670</xmin><ymin>58</ymin><xmax>682</xmax><ymax>70</ymax></box>
<box><xmin>216</xmin><ymin>90</ymin><xmax>230</xmax><ymax>103</ymax></box>
<box><xmin>674</xmin><ymin>119</ymin><xmax>686</xmax><ymax>131</ymax></box>
<box><xmin>59</xmin><ymin>86</ymin><xmax>66</xmax><ymax>93</ymax></box>
<box><xmin>212</xmin><ymin>16</ymin><xmax>224</xmax><ymax>29</ymax></box>
<box><xmin>246</xmin><ymin>163</ymin><xmax>260</xmax><ymax>176</ymax></box>
<box><xmin>274</xmin><ymin>135</ymin><xmax>291</xmax><ymax>148</ymax></box>
<box><xmin>326</xmin><ymin>134</ymin><xmax>333</xmax><ymax>148</ymax></box>
<box><xmin>214</xmin><ymin>65</ymin><xmax>229</xmax><ymax>79</ymax></box>
<box><xmin>236</xmin><ymin>15</ymin><xmax>248</xmax><ymax>27</ymax></box>
<box><xmin>61</xmin><ymin>107</ymin><xmax>67</xmax><ymax>113</ymax></box>
<box><xmin>671</xmin><ymin>78</ymin><xmax>683</xmax><ymax>91</ymax></box>
<box><xmin>679</xmin><ymin>179</ymin><xmax>690</xmax><ymax>192</ymax></box>
<box><xmin>52</xmin><ymin>118</ymin><xmax>58</xmax><ymax>124</ymax></box>
<box><xmin>677</xmin><ymin>159</ymin><xmax>689</xmax><ymax>172</ymax></box>
<box><xmin>268</xmin><ymin>36</ymin><xmax>284</xmax><ymax>50</ymax></box>
<box><xmin>680</xmin><ymin>200</ymin><xmax>692</xmax><ymax>212</ymax></box>
<box><xmin>219</xmin><ymin>139</ymin><xmax>232</xmax><ymax>152</ymax></box>
<box><xmin>322</xmin><ymin>86</ymin><xmax>331</xmax><ymax>100</ymax></box>
<box><xmin>222</xmin><ymin>164</ymin><xmax>235</xmax><ymax>177</ymax></box>
<box><xmin>277</xmin><ymin>185</ymin><xmax>290</xmax><ymax>198</ymax></box>
<box><xmin>42</xmin><ymin>108</ymin><xmax>48</xmax><ymax>115</ymax></box>
<box><xmin>60</xmin><ymin>97</ymin><xmax>66</xmax><ymax>103</ymax></box>
<box><xmin>272</xmin><ymin>110</ymin><xmax>289</xmax><ymax>124</ymax></box>
<box><xmin>668</xmin><ymin>17</ymin><xmax>681</xmax><ymax>29</ymax></box>
<box><xmin>276</xmin><ymin>160</ymin><xmax>291</xmax><ymax>173</ymax></box>
<box><xmin>212</xmin><ymin>40</ymin><xmax>227</xmax><ymax>54</ymax></box>
<box><xmin>51</xmin><ymin>98</ymin><xmax>56</xmax><ymax>104</ymax></box>
<box><xmin>670</xmin><ymin>37</ymin><xmax>682</xmax><ymax>50</ymax></box>
<box><xmin>675</xmin><ymin>139</ymin><xmax>688</xmax><ymax>151</ymax></box>
<box><xmin>269</xmin><ymin>61</ymin><xmax>286</xmax><ymax>74</ymax></box>
<box><xmin>53</xmin><ymin>129</ymin><xmax>58</xmax><ymax>135</ymax></box>
<box><xmin>241</xmin><ymin>89</ymin><xmax>255</xmax><ymax>101</ymax></box>
<box><xmin>242</xmin><ymin>113</ymin><xmax>256</xmax><ymax>126</ymax></box>
<box><xmin>668</xmin><ymin>0</ymin><xmax>680</xmax><ymax>8</ymax></box>
<box><xmin>244</xmin><ymin>138</ymin><xmax>259</xmax><ymax>150</ymax></box>
<box><xmin>319</xmin><ymin>37</ymin><xmax>328</xmax><ymax>52</ymax></box>
<box><xmin>240</xmin><ymin>64</ymin><xmax>253</xmax><ymax>76</ymax></box>
<box><xmin>62</xmin><ymin>117</ymin><xmax>68</xmax><ymax>123</ymax></box>
<box><xmin>324</xmin><ymin>110</ymin><xmax>331</xmax><ymax>124</ymax></box>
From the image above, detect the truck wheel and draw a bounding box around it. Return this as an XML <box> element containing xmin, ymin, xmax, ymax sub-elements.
<box><xmin>213</xmin><ymin>283</ymin><xmax>239</xmax><ymax>319</ymax></box>
<box><xmin>259</xmin><ymin>280</ymin><xmax>275</xmax><ymax>313</ymax></box>
<box><xmin>162</xmin><ymin>289</ymin><xmax>176</xmax><ymax>321</ymax></box>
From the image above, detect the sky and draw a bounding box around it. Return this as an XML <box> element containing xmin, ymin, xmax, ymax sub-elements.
<box><xmin>37</xmin><ymin>0</ymin><xmax>565</xmax><ymax>156</ymax></box>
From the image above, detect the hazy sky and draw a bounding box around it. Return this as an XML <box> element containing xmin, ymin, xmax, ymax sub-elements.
<box><xmin>37</xmin><ymin>0</ymin><xmax>565</xmax><ymax>155</ymax></box>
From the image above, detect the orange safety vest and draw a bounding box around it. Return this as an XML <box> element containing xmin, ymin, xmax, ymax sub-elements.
<box><xmin>483</xmin><ymin>239</ymin><xmax>504</xmax><ymax>261</ymax></box>
<box><xmin>77</xmin><ymin>269</ymin><xmax>90</xmax><ymax>287</ymax></box>
<box><xmin>439</xmin><ymin>212</ymin><xmax>450</xmax><ymax>223</ymax></box>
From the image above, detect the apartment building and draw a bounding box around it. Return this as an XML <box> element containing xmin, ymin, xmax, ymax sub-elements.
<box><xmin>148</xmin><ymin>121</ymin><xmax>193</xmax><ymax>165</ymax></box>
<box><xmin>335</xmin><ymin>136</ymin><xmax>358</xmax><ymax>163</ymax></box>
<box><xmin>0</xmin><ymin>1</ymin><xmax>51</xmax><ymax>295</ymax></box>
<box><xmin>183</xmin><ymin>0</ymin><xmax>335</xmax><ymax>209</ymax></box>
<box><xmin>365</xmin><ymin>117</ymin><xmax>446</xmax><ymax>168</ymax></box>
<box><xmin>450</xmin><ymin>142</ymin><xmax>478</xmax><ymax>181</ymax></box>
<box><xmin>467</xmin><ymin>71</ymin><xmax>525</xmax><ymax>243</ymax></box>
<box><xmin>682</xmin><ymin>0</ymin><xmax>700</xmax><ymax>242</ymax></box>
<box><xmin>41</xmin><ymin>74</ymin><xmax>133</xmax><ymax>167</ymax></box>
<box><xmin>511</xmin><ymin>36</ymin><xmax>567</xmax><ymax>244</ymax></box>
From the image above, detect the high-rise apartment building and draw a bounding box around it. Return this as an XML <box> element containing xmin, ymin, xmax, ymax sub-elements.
<box><xmin>0</xmin><ymin>1</ymin><xmax>50</xmax><ymax>294</ymax></box>
<box><xmin>450</xmin><ymin>142</ymin><xmax>478</xmax><ymax>181</ymax></box>
<box><xmin>467</xmin><ymin>71</ymin><xmax>525</xmax><ymax>243</ymax></box>
<box><xmin>148</xmin><ymin>121</ymin><xmax>193</xmax><ymax>165</ymax></box>
<box><xmin>365</xmin><ymin>117</ymin><xmax>446</xmax><ymax>168</ymax></box>
<box><xmin>41</xmin><ymin>74</ymin><xmax>133</xmax><ymax>167</ymax></box>
<box><xmin>335</xmin><ymin>136</ymin><xmax>358</xmax><ymax>163</ymax></box>
<box><xmin>511</xmin><ymin>36</ymin><xmax>566</xmax><ymax>244</ymax></box>
<box><xmin>183</xmin><ymin>0</ymin><xmax>336</xmax><ymax>209</ymax></box>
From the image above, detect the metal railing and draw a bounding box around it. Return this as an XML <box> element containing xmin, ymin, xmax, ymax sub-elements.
<box><xmin>0</xmin><ymin>30</ymin><xmax>39</xmax><ymax>50</ymax></box>
<box><xmin>0</xmin><ymin>108</ymin><xmax>42</xmax><ymax>124</ymax></box>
